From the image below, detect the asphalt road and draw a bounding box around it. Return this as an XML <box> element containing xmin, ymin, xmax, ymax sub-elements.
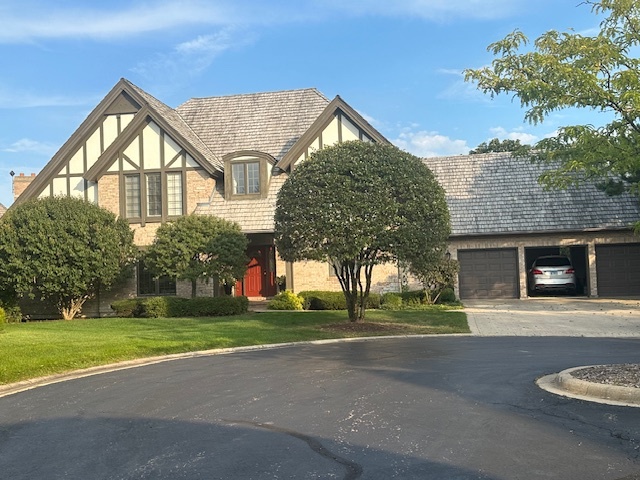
<box><xmin>1</xmin><ymin>336</ymin><xmax>640</xmax><ymax>479</ymax></box>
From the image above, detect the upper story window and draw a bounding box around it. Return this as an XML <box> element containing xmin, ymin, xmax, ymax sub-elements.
<box><xmin>224</xmin><ymin>151</ymin><xmax>273</xmax><ymax>200</ymax></box>
<box><xmin>124</xmin><ymin>171</ymin><xmax>184</xmax><ymax>222</ymax></box>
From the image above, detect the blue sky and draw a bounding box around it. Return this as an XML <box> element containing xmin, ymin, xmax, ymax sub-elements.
<box><xmin>0</xmin><ymin>0</ymin><xmax>605</xmax><ymax>207</ymax></box>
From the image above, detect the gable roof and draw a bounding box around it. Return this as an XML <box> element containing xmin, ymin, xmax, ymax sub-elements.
<box><xmin>276</xmin><ymin>95</ymin><xmax>389</xmax><ymax>170</ymax></box>
<box><xmin>425</xmin><ymin>152</ymin><xmax>640</xmax><ymax>237</ymax></box>
<box><xmin>85</xmin><ymin>79</ymin><xmax>222</xmax><ymax>182</ymax></box>
<box><xmin>176</xmin><ymin>88</ymin><xmax>331</xmax><ymax>162</ymax></box>
<box><xmin>15</xmin><ymin>78</ymin><xmax>222</xmax><ymax>204</ymax></box>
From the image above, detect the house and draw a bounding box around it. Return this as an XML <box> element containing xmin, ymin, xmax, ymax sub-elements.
<box><xmin>10</xmin><ymin>79</ymin><xmax>640</xmax><ymax>318</ymax></box>
<box><xmin>425</xmin><ymin>153</ymin><xmax>640</xmax><ymax>299</ymax></box>
<box><xmin>11</xmin><ymin>78</ymin><xmax>402</xmax><ymax>317</ymax></box>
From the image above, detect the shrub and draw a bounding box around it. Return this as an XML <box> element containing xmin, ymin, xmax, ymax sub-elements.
<box><xmin>298</xmin><ymin>291</ymin><xmax>381</xmax><ymax>310</ymax></box>
<box><xmin>400</xmin><ymin>289</ymin><xmax>427</xmax><ymax>306</ymax></box>
<box><xmin>437</xmin><ymin>287</ymin><xmax>457</xmax><ymax>304</ymax></box>
<box><xmin>0</xmin><ymin>307</ymin><xmax>5</xmax><ymax>329</ymax></box>
<box><xmin>110</xmin><ymin>299</ymin><xmax>141</xmax><ymax>318</ymax></box>
<box><xmin>0</xmin><ymin>303</ymin><xmax>22</xmax><ymax>323</ymax></box>
<box><xmin>268</xmin><ymin>291</ymin><xmax>303</xmax><ymax>310</ymax></box>
<box><xmin>111</xmin><ymin>296</ymin><xmax>249</xmax><ymax>318</ymax></box>
<box><xmin>381</xmin><ymin>292</ymin><xmax>403</xmax><ymax>310</ymax></box>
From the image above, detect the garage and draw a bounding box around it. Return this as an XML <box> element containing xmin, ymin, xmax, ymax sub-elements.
<box><xmin>595</xmin><ymin>244</ymin><xmax>640</xmax><ymax>297</ymax></box>
<box><xmin>458</xmin><ymin>248</ymin><xmax>519</xmax><ymax>299</ymax></box>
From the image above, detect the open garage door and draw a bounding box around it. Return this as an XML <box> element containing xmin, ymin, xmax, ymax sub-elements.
<box><xmin>458</xmin><ymin>248</ymin><xmax>519</xmax><ymax>299</ymax></box>
<box><xmin>596</xmin><ymin>244</ymin><xmax>640</xmax><ymax>297</ymax></box>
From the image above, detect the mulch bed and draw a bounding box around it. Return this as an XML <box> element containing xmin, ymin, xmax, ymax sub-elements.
<box><xmin>570</xmin><ymin>364</ymin><xmax>640</xmax><ymax>389</ymax></box>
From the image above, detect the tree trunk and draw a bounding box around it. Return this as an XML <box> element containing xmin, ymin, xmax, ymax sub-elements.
<box><xmin>59</xmin><ymin>297</ymin><xmax>86</xmax><ymax>320</ymax></box>
<box><xmin>191</xmin><ymin>279</ymin><xmax>197</xmax><ymax>298</ymax></box>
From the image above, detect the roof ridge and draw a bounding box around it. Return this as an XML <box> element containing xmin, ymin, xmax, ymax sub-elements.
<box><xmin>182</xmin><ymin>87</ymin><xmax>327</xmax><ymax>103</ymax></box>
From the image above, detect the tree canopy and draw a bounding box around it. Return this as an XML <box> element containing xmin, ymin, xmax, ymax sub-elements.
<box><xmin>145</xmin><ymin>214</ymin><xmax>248</xmax><ymax>298</ymax></box>
<box><xmin>0</xmin><ymin>196</ymin><xmax>135</xmax><ymax>319</ymax></box>
<box><xmin>464</xmin><ymin>0</ymin><xmax>640</xmax><ymax>202</ymax></box>
<box><xmin>469</xmin><ymin>138</ymin><xmax>526</xmax><ymax>155</ymax></box>
<box><xmin>274</xmin><ymin>141</ymin><xmax>450</xmax><ymax>322</ymax></box>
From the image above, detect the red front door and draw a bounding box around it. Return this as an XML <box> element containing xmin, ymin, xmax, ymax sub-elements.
<box><xmin>236</xmin><ymin>246</ymin><xmax>276</xmax><ymax>297</ymax></box>
<box><xmin>244</xmin><ymin>255</ymin><xmax>263</xmax><ymax>297</ymax></box>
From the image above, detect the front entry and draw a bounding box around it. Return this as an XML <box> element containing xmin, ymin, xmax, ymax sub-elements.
<box><xmin>236</xmin><ymin>246</ymin><xmax>277</xmax><ymax>298</ymax></box>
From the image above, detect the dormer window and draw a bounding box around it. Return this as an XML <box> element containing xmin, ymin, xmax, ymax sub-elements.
<box><xmin>224</xmin><ymin>151</ymin><xmax>273</xmax><ymax>200</ymax></box>
<box><xmin>232</xmin><ymin>161</ymin><xmax>260</xmax><ymax>195</ymax></box>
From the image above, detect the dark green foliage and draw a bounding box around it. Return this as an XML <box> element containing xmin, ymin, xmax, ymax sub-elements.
<box><xmin>275</xmin><ymin>141</ymin><xmax>450</xmax><ymax>321</ymax></box>
<box><xmin>0</xmin><ymin>300</ymin><xmax>22</xmax><ymax>323</ymax></box>
<box><xmin>111</xmin><ymin>296</ymin><xmax>249</xmax><ymax>318</ymax></box>
<box><xmin>0</xmin><ymin>307</ymin><xmax>5</xmax><ymax>325</ymax></box>
<box><xmin>437</xmin><ymin>287</ymin><xmax>457</xmax><ymax>304</ymax></box>
<box><xmin>0</xmin><ymin>197</ymin><xmax>136</xmax><ymax>319</ymax></box>
<box><xmin>145</xmin><ymin>215</ymin><xmax>248</xmax><ymax>298</ymax></box>
<box><xmin>267</xmin><ymin>291</ymin><xmax>303</xmax><ymax>310</ymax></box>
<box><xmin>410</xmin><ymin>257</ymin><xmax>459</xmax><ymax>304</ymax></box>
<box><xmin>380</xmin><ymin>292</ymin><xmax>403</xmax><ymax>310</ymax></box>
<box><xmin>464</xmin><ymin>0</ymin><xmax>640</xmax><ymax>215</ymax></box>
<box><xmin>299</xmin><ymin>291</ymin><xmax>381</xmax><ymax>310</ymax></box>
<box><xmin>469</xmin><ymin>138</ymin><xmax>527</xmax><ymax>154</ymax></box>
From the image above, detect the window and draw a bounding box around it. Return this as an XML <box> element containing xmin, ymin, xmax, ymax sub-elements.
<box><xmin>124</xmin><ymin>171</ymin><xmax>184</xmax><ymax>221</ymax></box>
<box><xmin>232</xmin><ymin>161</ymin><xmax>260</xmax><ymax>195</ymax></box>
<box><xmin>125</xmin><ymin>175</ymin><xmax>141</xmax><ymax>218</ymax></box>
<box><xmin>137</xmin><ymin>260</ymin><xmax>176</xmax><ymax>296</ymax></box>
<box><xmin>146</xmin><ymin>173</ymin><xmax>161</xmax><ymax>217</ymax></box>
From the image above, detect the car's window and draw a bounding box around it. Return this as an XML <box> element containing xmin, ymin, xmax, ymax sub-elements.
<box><xmin>535</xmin><ymin>257</ymin><xmax>571</xmax><ymax>267</ymax></box>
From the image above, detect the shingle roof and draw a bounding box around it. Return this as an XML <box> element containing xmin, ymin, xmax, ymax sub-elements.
<box><xmin>176</xmin><ymin>88</ymin><xmax>330</xmax><ymax>161</ymax></box>
<box><xmin>194</xmin><ymin>173</ymin><xmax>286</xmax><ymax>232</ymax></box>
<box><xmin>424</xmin><ymin>152</ymin><xmax>640</xmax><ymax>237</ymax></box>
<box><xmin>124</xmin><ymin>79</ymin><xmax>223</xmax><ymax>170</ymax></box>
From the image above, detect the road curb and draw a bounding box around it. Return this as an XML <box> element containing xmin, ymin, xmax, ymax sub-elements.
<box><xmin>537</xmin><ymin>366</ymin><xmax>640</xmax><ymax>408</ymax></box>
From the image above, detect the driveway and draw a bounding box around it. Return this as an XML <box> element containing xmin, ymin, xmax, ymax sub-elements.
<box><xmin>1</xmin><ymin>336</ymin><xmax>640</xmax><ymax>479</ymax></box>
<box><xmin>464</xmin><ymin>297</ymin><xmax>640</xmax><ymax>337</ymax></box>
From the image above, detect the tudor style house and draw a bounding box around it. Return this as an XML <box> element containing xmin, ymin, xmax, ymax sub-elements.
<box><xmin>10</xmin><ymin>78</ymin><xmax>640</xmax><ymax>317</ymax></box>
<box><xmin>12</xmin><ymin>78</ymin><xmax>402</xmax><ymax>317</ymax></box>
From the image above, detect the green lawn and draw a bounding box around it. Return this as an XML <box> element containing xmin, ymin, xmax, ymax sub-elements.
<box><xmin>0</xmin><ymin>308</ymin><xmax>469</xmax><ymax>385</ymax></box>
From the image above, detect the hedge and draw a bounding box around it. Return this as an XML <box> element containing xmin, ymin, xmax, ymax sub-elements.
<box><xmin>111</xmin><ymin>296</ymin><xmax>249</xmax><ymax>318</ymax></box>
<box><xmin>298</xmin><ymin>291</ymin><xmax>381</xmax><ymax>310</ymax></box>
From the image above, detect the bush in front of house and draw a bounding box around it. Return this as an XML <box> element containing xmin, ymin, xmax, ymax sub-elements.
<box><xmin>111</xmin><ymin>296</ymin><xmax>249</xmax><ymax>318</ymax></box>
<box><xmin>437</xmin><ymin>287</ymin><xmax>457</xmax><ymax>304</ymax></box>
<box><xmin>267</xmin><ymin>291</ymin><xmax>304</xmax><ymax>310</ymax></box>
<box><xmin>380</xmin><ymin>292</ymin><xmax>403</xmax><ymax>310</ymax></box>
<box><xmin>298</xmin><ymin>291</ymin><xmax>381</xmax><ymax>310</ymax></box>
<box><xmin>0</xmin><ymin>302</ymin><xmax>22</xmax><ymax>323</ymax></box>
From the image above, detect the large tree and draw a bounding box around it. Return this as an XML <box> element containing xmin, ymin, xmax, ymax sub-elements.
<box><xmin>464</xmin><ymin>0</ymin><xmax>640</xmax><ymax>204</ymax></box>
<box><xmin>469</xmin><ymin>138</ymin><xmax>526</xmax><ymax>155</ymax></box>
<box><xmin>0</xmin><ymin>196</ymin><xmax>135</xmax><ymax>319</ymax></box>
<box><xmin>274</xmin><ymin>141</ymin><xmax>450</xmax><ymax>322</ymax></box>
<box><xmin>144</xmin><ymin>215</ymin><xmax>248</xmax><ymax>298</ymax></box>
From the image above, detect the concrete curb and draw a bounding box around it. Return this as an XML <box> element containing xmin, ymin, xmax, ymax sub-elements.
<box><xmin>537</xmin><ymin>366</ymin><xmax>640</xmax><ymax>408</ymax></box>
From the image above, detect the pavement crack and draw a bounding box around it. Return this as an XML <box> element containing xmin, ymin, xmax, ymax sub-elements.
<box><xmin>223</xmin><ymin>419</ymin><xmax>363</xmax><ymax>480</ymax></box>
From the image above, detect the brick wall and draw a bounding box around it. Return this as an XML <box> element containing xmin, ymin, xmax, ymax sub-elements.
<box><xmin>13</xmin><ymin>172</ymin><xmax>36</xmax><ymax>201</ymax></box>
<box><xmin>98</xmin><ymin>173</ymin><xmax>120</xmax><ymax>215</ymax></box>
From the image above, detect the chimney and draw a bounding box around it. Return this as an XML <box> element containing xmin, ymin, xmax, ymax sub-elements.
<box><xmin>13</xmin><ymin>172</ymin><xmax>37</xmax><ymax>202</ymax></box>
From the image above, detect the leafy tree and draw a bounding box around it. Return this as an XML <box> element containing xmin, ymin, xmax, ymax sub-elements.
<box><xmin>464</xmin><ymin>0</ymin><xmax>640</xmax><ymax>202</ymax></box>
<box><xmin>469</xmin><ymin>138</ymin><xmax>526</xmax><ymax>155</ymax></box>
<box><xmin>274</xmin><ymin>141</ymin><xmax>450</xmax><ymax>322</ymax></box>
<box><xmin>145</xmin><ymin>215</ymin><xmax>248</xmax><ymax>298</ymax></box>
<box><xmin>0</xmin><ymin>196</ymin><xmax>135</xmax><ymax>319</ymax></box>
<box><xmin>410</xmin><ymin>256</ymin><xmax>459</xmax><ymax>304</ymax></box>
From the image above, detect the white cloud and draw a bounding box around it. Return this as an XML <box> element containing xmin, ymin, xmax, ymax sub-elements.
<box><xmin>0</xmin><ymin>85</ymin><xmax>95</xmax><ymax>109</ymax></box>
<box><xmin>133</xmin><ymin>27</ymin><xmax>253</xmax><ymax>83</ymax></box>
<box><xmin>315</xmin><ymin>0</ymin><xmax>520</xmax><ymax>20</ymax></box>
<box><xmin>395</xmin><ymin>130</ymin><xmax>469</xmax><ymax>158</ymax></box>
<box><xmin>488</xmin><ymin>127</ymin><xmax>539</xmax><ymax>145</ymax></box>
<box><xmin>2</xmin><ymin>138</ymin><xmax>57</xmax><ymax>156</ymax></box>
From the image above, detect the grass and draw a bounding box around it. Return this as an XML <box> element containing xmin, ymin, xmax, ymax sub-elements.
<box><xmin>0</xmin><ymin>307</ymin><xmax>469</xmax><ymax>385</ymax></box>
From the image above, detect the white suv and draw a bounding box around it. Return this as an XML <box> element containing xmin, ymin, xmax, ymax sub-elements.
<box><xmin>528</xmin><ymin>255</ymin><xmax>577</xmax><ymax>296</ymax></box>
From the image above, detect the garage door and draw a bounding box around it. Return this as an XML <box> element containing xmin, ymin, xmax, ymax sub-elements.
<box><xmin>458</xmin><ymin>248</ymin><xmax>519</xmax><ymax>299</ymax></box>
<box><xmin>596</xmin><ymin>244</ymin><xmax>640</xmax><ymax>297</ymax></box>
